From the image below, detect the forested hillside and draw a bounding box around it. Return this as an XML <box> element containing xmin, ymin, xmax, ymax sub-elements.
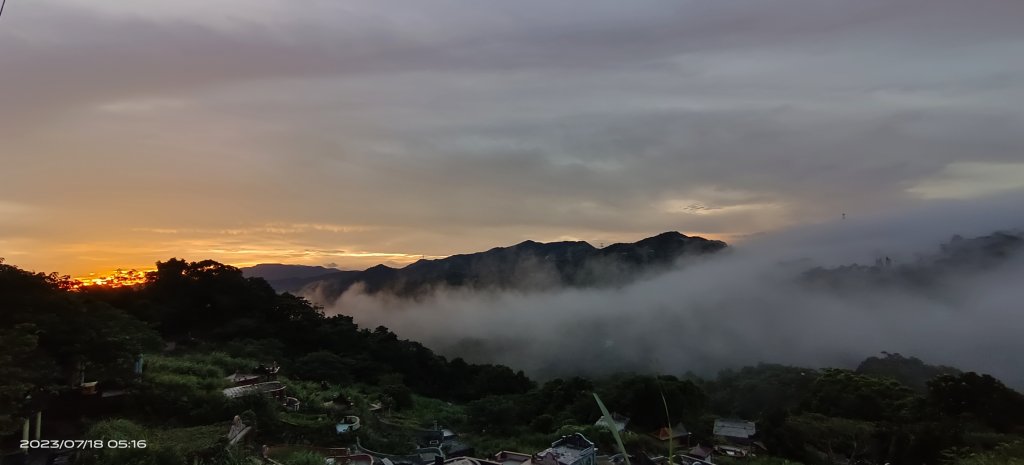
<box><xmin>297</xmin><ymin>232</ymin><xmax>726</xmax><ymax>299</ymax></box>
<box><xmin>1</xmin><ymin>258</ymin><xmax>1022</xmax><ymax>465</ymax></box>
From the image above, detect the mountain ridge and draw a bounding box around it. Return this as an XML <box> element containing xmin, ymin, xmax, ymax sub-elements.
<box><xmin>244</xmin><ymin>231</ymin><xmax>727</xmax><ymax>298</ymax></box>
<box><xmin>801</xmin><ymin>230</ymin><xmax>1024</xmax><ymax>291</ymax></box>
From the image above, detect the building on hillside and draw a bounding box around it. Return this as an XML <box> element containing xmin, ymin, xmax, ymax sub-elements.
<box><xmin>444</xmin><ymin>458</ymin><xmax>503</xmax><ymax>465</ymax></box>
<box><xmin>676</xmin><ymin>445</ymin><xmax>715</xmax><ymax>465</ymax></box>
<box><xmin>686</xmin><ymin>445</ymin><xmax>713</xmax><ymax>462</ymax></box>
<box><xmin>712</xmin><ymin>419</ymin><xmax>757</xmax><ymax>457</ymax></box>
<box><xmin>533</xmin><ymin>433</ymin><xmax>596</xmax><ymax>465</ymax></box>
<box><xmin>713</xmin><ymin>419</ymin><xmax>755</xmax><ymax>443</ymax></box>
<box><xmin>593</xmin><ymin>413</ymin><xmax>630</xmax><ymax>433</ymax></box>
<box><xmin>494</xmin><ymin>451</ymin><xmax>534</xmax><ymax>465</ymax></box>
<box><xmin>650</xmin><ymin>423</ymin><xmax>690</xmax><ymax>446</ymax></box>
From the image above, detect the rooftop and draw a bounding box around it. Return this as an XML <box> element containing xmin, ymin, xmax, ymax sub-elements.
<box><xmin>687</xmin><ymin>445</ymin><xmax>713</xmax><ymax>459</ymax></box>
<box><xmin>537</xmin><ymin>434</ymin><xmax>595</xmax><ymax>465</ymax></box>
<box><xmin>222</xmin><ymin>381</ymin><xmax>286</xmax><ymax>398</ymax></box>
<box><xmin>494</xmin><ymin>450</ymin><xmax>534</xmax><ymax>465</ymax></box>
<box><xmin>712</xmin><ymin>419</ymin><xmax>756</xmax><ymax>439</ymax></box>
<box><xmin>445</xmin><ymin>458</ymin><xmax>502</xmax><ymax>465</ymax></box>
<box><xmin>651</xmin><ymin>423</ymin><xmax>689</xmax><ymax>441</ymax></box>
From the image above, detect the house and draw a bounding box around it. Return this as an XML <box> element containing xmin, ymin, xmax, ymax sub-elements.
<box><xmin>686</xmin><ymin>445</ymin><xmax>713</xmax><ymax>461</ymax></box>
<box><xmin>594</xmin><ymin>413</ymin><xmax>630</xmax><ymax>433</ymax></box>
<box><xmin>444</xmin><ymin>458</ymin><xmax>503</xmax><ymax>465</ymax></box>
<box><xmin>712</xmin><ymin>419</ymin><xmax>756</xmax><ymax>444</ymax></box>
<box><xmin>712</xmin><ymin>419</ymin><xmax>757</xmax><ymax>457</ymax></box>
<box><xmin>533</xmin><ymin>433</ymin><xmax>596</xmax><ymax>465</ymax></box>
<box><xmin>650</xmin><ymin>423</ymin><xmax>690</xmax><ymax>446</ymax></box>
<box><xmin>712</xmin><ymin>445</ymin><xmax>750</xmax><ymax>458</ymax></box>
<box><xmin>494</xmin><ymin>451</ymin><xmax>534</xmax><ymax>465</ymax></box>
<box><xmin>675</xmin><ymin>445</ymin><xmax>716</xmax><ymax>465</ymax></box>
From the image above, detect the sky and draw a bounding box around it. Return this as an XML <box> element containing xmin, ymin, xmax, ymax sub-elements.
<box><xmin>2</xmin><ymin>0</ymin><xmax>1023</xmax><ymax>276</ymax></box>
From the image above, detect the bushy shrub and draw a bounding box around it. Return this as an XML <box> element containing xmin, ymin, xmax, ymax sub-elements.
<box><xmin>285</xmin><ymin>451</ymin><xmax>327</xmax><ymax>465</ymax></box>
<box><xmin>381</xmin><ymin>384</ymin><xmax>414</xmax><ymax>411</ymax></box>
<box><xmin>219</xmin><ymin>338</ymin><xmax>287</xmax><ymax>362</ymax></box>
<box><xmin>187</xmin><ymin>352</ymin><xmax>260</xmax><ymax>375</ymax></box>
<box><xmin>80</xmin><ymin>419</ymin><xmax>153</xmax><ymax>465</ymax></box>
<box><xmin>530</xmin><ymin>414</ymin><xmax>556</xmax><ymax>433</ymax></box>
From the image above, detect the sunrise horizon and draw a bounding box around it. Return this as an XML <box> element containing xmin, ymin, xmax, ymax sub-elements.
<box><xmin>14</xmin><ymin>228</ymin><xmax>740</xmax><ymax>278</ymax></box>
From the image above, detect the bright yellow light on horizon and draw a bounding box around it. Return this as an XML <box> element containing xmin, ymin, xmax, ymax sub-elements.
<box><xmin>70</xmin><ymin>268</ymin><xmax>153</xmax><ymax>290</ymax></box>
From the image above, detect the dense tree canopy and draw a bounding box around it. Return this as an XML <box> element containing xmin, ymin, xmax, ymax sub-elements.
<box><xmin>0</xmin><ymin>262</ymin><xmax>161</xmax><ymax>433</ymax></box>
<box><xmin>805</xmin><ymin>369</ymin><xmax>916</xmax><ymax>422</ymax></box>
<box><xmin>2</xmin><ymin>257</ymin><xmax>1023</xmax><ymax>465</ymax></box>
<box><xmin>928</xmin><ymin>372</ymin><xmax>1024</xmax><ymax>433</ymax></box>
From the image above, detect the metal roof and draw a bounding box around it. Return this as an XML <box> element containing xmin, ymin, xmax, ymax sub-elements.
<box><xmin>538</xmin><ymin>434</ymin><xmax>595</xmax><ymax>465</ymax></box>
<box><xmin>712</xmin><ymin>419</ymin><xmax>756</xmax><ymax>438</ymax></box>
<box><xmin>222</xmin><ymin>381</ymin><xmax>286</xmax><ymax>398</ymax></box>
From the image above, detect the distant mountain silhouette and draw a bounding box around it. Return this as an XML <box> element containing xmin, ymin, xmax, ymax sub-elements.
<box><xmin>240</xmin><ymin>263</ymin><xmax>351</xmax><ymax>293</ymax></box>
<box><xmin>250</xmin><ymin>232</ymin><xmax>727</xmax><ymax>299</ymax></box>
<box><xmin>801</xmin><ymin>231</ymin><xmax>1024</xmax><ymax>291</ymax></box>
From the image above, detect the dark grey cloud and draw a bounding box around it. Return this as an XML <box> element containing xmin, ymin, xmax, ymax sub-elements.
<box><xmin>1</xmin><ymin>0</ymin><xmax>1023</xmax><ymax>273</ymax></box>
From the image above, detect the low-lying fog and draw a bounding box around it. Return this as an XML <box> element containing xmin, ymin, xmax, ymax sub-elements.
<box><xmin>310</xmin><ymin>193</ymin><xmax>1024</xmax><ymax>387</ymax></box>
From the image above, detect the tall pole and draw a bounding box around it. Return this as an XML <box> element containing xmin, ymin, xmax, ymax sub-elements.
<box><xmin>21</xmin><ymin>418</ymin><xmax>29</xmax><ymax>451</ymax></box>
<box><xmin>35</xmin><ymin>411</ymin><xmax>42</xmax><ymax>440</ymax></box>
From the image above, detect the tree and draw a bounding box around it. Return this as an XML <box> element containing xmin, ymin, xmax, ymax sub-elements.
<box><xmin>927</xmin><ymin>372</ymin><xmax>1024</xmax><ymax>432</ymax></box>
<box><xmin>707</xmin><ymin>363</ymin><xmax>816</xmax><ymax>419</ymax></box>
<box><xmin>601</xmin><ymin>375</ymin><xmax>707</xmax><ymax>431</ymax></box>
<box><xmin>467</xmin><ymin>395</ymin><xmax>522</xmax><ymax>434</ymax></box>
<box><xmin>42</xmin><ymin>301</ymin><xmax>162</xmax><ymax>385</ymax></box>
<box><xmin>0</xmin><ymin>325</ymin><xmax>54</xmax><ymax>434</ymax></box>
<box><xmin>291</xmin><ymin>351</ymin><xmax>354</xmax><ymax>384</ymax></box>
<box><xmin>0</xmin><ymin>262</ymin><xmax>160</xmax><ymax>403</ymax></box>
<box><xmin>530</xmin><ymin>414</ymin><xmax>556</xmax><ymax>433</ymax></box>
<box><xmin>805</xmin><ymin>369</ymin><xmax>916</xmax><ymax>422</ymax></box>
<box><xmin>856</xmin><ymin>352</ymin><xmax>960</xmax><ymax>392</ymax></box>
<box><xmin>788</xmin><ymin>413</ymin><xmax>877</xmax><ymax>464</ymax></box>
<box><xmin>381</xmin><ymin>384</ymin><xmax>414</xmax><ymax>411</ymax></box>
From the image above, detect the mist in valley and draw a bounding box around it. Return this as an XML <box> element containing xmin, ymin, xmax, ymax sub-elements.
<box><xmin>311</xmin><ymin>193</ymin><xmax>1024</xmax><ymax>387</ymax></box>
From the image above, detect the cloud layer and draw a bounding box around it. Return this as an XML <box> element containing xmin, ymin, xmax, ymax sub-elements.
<box><xmin>2</xmin><ymin>0</ymin><xmax>1023</xmax><ymax>274</ymax></box>
<box><xmin>319</xmin><ymin>193</ymin><xmax>1024</xmax><ymax>387</ymax></box>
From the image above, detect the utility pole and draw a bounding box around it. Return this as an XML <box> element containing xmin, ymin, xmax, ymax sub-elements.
<box><xmin>21</xmin><ymin>418</ymin><xmax>29</xmax><ymax>452</ymax></box>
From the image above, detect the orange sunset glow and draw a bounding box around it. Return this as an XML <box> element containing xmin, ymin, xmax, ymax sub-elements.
<box><xmin>70</xmin><ymin>269</ymin><xmax>152</xmax><ymax>290</ymax></box>
<box><xmin>3</xmin><ymin>0</ymin><xmax>1023</xmax><ymax>282</ymax></box>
